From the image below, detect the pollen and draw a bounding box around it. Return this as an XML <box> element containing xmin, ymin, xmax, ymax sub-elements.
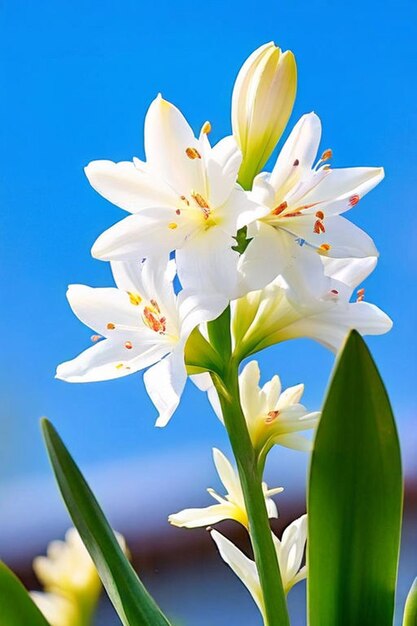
<box><xmin>91</xmin><ymin>334</ymin><xmax>103</xmax><ymax>342</ymax></box>
<box><xmin>272</xmin><ymin>201</ymin><xmax>288</xmax><ymax>215</ymax></box>
<box><xmin>150</xmin><ymin>299</ymin><xmax>161</xmax><ymax>313</ymax></box>
<box><xmin>175</xmin><ymin>209</ymin><xmax>181</xmax><ymax>215</ymax></box>
<box><xmin>266</xmin><ymin>410</ymin><xmax>280</xmax><ymax>423</ymax></box>
<box><xmin>107</xmin><ymin>322</ymin><xmax>116</xmax><ymax>330</ymax></box>
<box><xmin>124</xmin><ymin>341</ymin><xmax>133</xmax><ymax>350</ymax></box>
<box><xmin>115</xmin><ymin>363</ymin><xmax>124</xmax><ymax>369</ymax></box>
<box><xmin>192</xmin><ymin>192</ymin><xmax>210</xmax><ymax>209</ymax></box>
<box><xmin>321</xmin><ymin>148</ymin><xmax>333</xmax><ymax>161</ymax></box>
<box><xmin>201</xmin><ymin>121</ymin><xmax>211</xmax><ymax>134</ymax></box>
<box><xmin>168</xmin><ymin>222</ymin><xmax>178</xmax><ymax>229</ymax></box>
<box><xmin>331</xmin><ymin>289</ymin><xmax>339</xmax><ymax>295</ymax></box>
<box><xmin>180</xmin><ymin>195</ymin><xmax>190</xmax><ymax>206</ymax></box>
<box><xmin>357</xmin><ymin>288</ymin><xmax>365</xmax><ymax>302</ymax></box>
<box><xmin>143</xmin><ymin>306</ymin><xmax>167</xmax><ymax>333</ymax></box>
<box><xmin>314</xmin><ymin>219</ymin><xmax>326</xmax><ymax>234</ymax></box>
<box><xmin>293</xmin><ymin>159</ymin><xmax>300</xmax><ymax>166</ymax></box>
<box><xmin>128</xmin><ymin>292</ymin><xmax>142</xmax><ymax>306</ymax></box>
<box><xmin>315</xmin><ymin>210</ymin><xmax>325</xmax><ymax>220</ymax></box>
<box><xmin>319</xmin><ymin>243</ymin><xmax>331</xmax><ymax>253</ymax></box>
<box><xmin>186</xmin><ymin>147</ymin><xmax>201</xmax><ymax>159</ymax></box>
<box><xmin>349</xmin><ymin>194</ymin><xmax>360</xmax><ymax>207</ymax></box>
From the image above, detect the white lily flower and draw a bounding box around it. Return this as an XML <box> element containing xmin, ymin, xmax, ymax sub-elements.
<box><xmin>232</xmin><ymin>255</ymin><xmax>392</xmax><ymax>359</ymax></box>
<box><xmin>56</xmin><ymin>257</ymin><xmax>224</xmax><ymax>426</ymax></box>
<box><xmin>196</xmin><ymin>361</ymin><xmax>319</xmax><ymax>455</ymax></box>
<box><xmin>248</xmin><ymin>113</ymin><xmax>384</xmax><ymax>294</ymax></box>
<box><xmin>211</xmin><ymin>515</ymin><xmax>307</xmax><ymax>619</ymax></box>
<box><xmin>232</xmin><ymin>42</ymin><xmax>297</xmax><ymax>188</ymax></box>
<box><xmin>86</xmin><ymin>95</ymin><xmax>268</xmax><ymax>304</ymax></box>
<box><xmin>169</xmin><ymin>448</ymin><xmax>283</xmax><ymax>529</ymax></box>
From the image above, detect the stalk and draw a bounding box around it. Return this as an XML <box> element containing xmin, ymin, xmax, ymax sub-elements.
<box><xmin>210</xmin><ymin>309</ymin><xmax>290</xmax><ymax>626</ymax></box>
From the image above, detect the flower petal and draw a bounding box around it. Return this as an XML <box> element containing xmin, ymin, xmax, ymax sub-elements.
<box><xmin>212</xmin><ymin>448</ymin><xmax>241</xmax><ymax>501</ymax></box>
<box><xmin>211</xmin><ymin>530</ymin><xmax>265</xmax><ymax>618</ymax></box>
<box><xmin>56</xmin><ymin>339</ymin><xmax>168</xmax><ymax>383</ymax></box>
<box><xmin>84</xmin><ymin>160</ymin><xmax>177</xmax><ymax>213</ymax></box>
<box><xmin>143</xmin><ymin>346</ymin><xmax>187</xmax><ymax>427</ymax></box>
<box><xmin>169</xmin><ymin>504</ymin><xmax>235</xmax><ymax>528</ymax></box>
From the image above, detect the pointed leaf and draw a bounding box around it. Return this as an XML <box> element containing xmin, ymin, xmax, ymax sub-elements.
<box><xmin>41</xmin><ymin>419</ymin><xmax>171</xmax><ymax>626</ymax></box>
<box><xmin>308</xmin><ymin>331</ymin><xmax>403</xmax><ymax>626</ymax></box>
<box><xmin>403</xmin><ymin>579</ymin><xmax>417</xmax><ymax>626</ymax></box>
<box><xmin>0</xmin><ymin>561</ymin><xmax>51</xmax><ymax>626</ymax></box>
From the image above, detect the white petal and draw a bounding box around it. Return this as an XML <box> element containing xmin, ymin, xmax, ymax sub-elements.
<box><xmin>274</xmin><ymin>433</ymin><xmax>313</xmax><ymax>452</ymax></box>
<box><xmin>212</xmin><ymin>448</ymin><xmax>241</xmax><ymax>500</ymax></box>
<box><xmin>211</xmin><ymin>530</ymin><xmax>264</xmax><ymax>618</ymax></box>
<box><xmin>239</xmin><ymin>361</ymin><xmax>264</xmax><ymax>421</ymax></box>
<box><xmin>280</xmin><ymin>514</ymin><xmax>307</xmax><ymax>581</ymax></box>
<box><xmin>206</xmin><ymin>135</ymin><xmax>242</xmax><ymax>207</ymax></box>
<box><xmin>65</xmin><ymin>284</ymin><xmax>143</xmax><ymax>337</ymax></box>
<box><xmin>301</xmin><ymin>166</ymin><xmax>384</xmax><ymax>215</ymax></box>
<box><xmin>144</xmin><ymin>346</ymin><xmax>187</xmax><ymax>427</ymax></box>
<box><xmin>237</xmin><ymin>223</ymin><xmax>287</xmax><ymax>295</ymax></box>
<box><xmin>56</xmin><ymin>339</ymin><xmax>168</xmax><ymax>383</ymax></box>
<box><xmin>277</xmin><ymin>383</ymin><xmax>304</xmax><ymax>407</ymax></box>
<box><xmin>84</xmin><ymin>160</ymin><xmax>177</xmax><ymax>213</ymax></box>
<box><xmin>178</xmin><ymin>289</ymin><xmax>227</xmax><ymax>340</ymax></box>
<box><xmin>270</xmin><ymin>113</ymin><xmax>322</xmax><ymax>190</ymax></box>
<box><xmin>176</xmin><ymin>228</ymin><xmax>240</xmax><ymax>301</ymax></box>
<box><xmin>169</xmin><ymin>503</ymin><xmax>235</xmax><ymax>528</ymax></box>
<box><xmin>91</xmin><ymin>208</ymin><xmax>192</xmax><ymax>261</ymax></box>
<box><xmin>144</xmin><ymin>95</ymin><xmax>205</xmax><ymax>194</ymax></box>
<box><xmin>323</xmin><ymin>256</ymin><xmax>377</xmax><ymax>289</ymax></box>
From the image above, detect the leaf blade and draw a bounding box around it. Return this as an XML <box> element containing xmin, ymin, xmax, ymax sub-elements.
<box><xmin>0</xmin><ymin>561</ymin><xmax>51</xmax><ymax>626</ymax></box>
<box><xmin>41</xmin><ymin>419</ymin><xmax>171</xmax><ymax>626</ymax></box>
<box><xmin>308</xmin><ymin>331</ymin><xmax>403</xmax><ymax>626</ymax></box>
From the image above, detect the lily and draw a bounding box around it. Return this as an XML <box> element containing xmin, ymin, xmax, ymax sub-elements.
<box><xmin>232</xmin><ymin>255</ymin><xmax>392</xmax><ymax>360</ymax></box>
<box><xmin>56</xmin><ymin>257</ymin><xmax>225</xmax><ymax>426</ymax></box>
<box><xmin>247</xmin><ymin>113</ymin><xmax>384</xmax><ymax>295</ymax></box>
<box><xmin>211</xmin><ymin>515</ymin><xmax>307</xmax><ymax>619</ymax></box>
<box><xmin>195</xmin><ymin>361</ymin><xmax>319</xmax><ymax>458</ymax></box>
<box><xmin>168</xmin><ymin>448</ymin><xmax>283</xmax><ymax>529</ymax></box>
<box><xmin>86</xmin><ymin>96</ymin><xmax>268</xmax><ymax>303</ymax></box>
<box><xmin>232</xmin><ymin>42</ymin><xmax>297</xmax><ymax>188</ymax></box>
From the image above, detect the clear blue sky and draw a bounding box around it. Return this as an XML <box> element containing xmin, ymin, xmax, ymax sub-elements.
<box><xmin>1</xmin><ymin>0</ymin><xmax>416</xmax><ymax>484</ymax></box>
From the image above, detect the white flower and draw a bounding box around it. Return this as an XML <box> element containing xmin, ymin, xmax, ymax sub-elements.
<box><xmin>56</xmin><ymin>257</ymin><xmax>224</xmax><ymax>426</ymax></box>
<box><xmin>196</xmin><ymin>361</ymin><xmax>319</xmax><ymax>456</ymax></box>
<box><xmin>232</xmin><ymin>255</ymin><xmax>392</xmax><ymax>359</ymax></box>
<box><xmin>211</xmin><ymin>515</ymin><xmax>307</xmax><ymax>620</ymax></box>
<box><xmin>232</xmin><ymin>42</ymin><xmax>297</xmax><ymax>188</ymax></box>
<box><xmin>247</xmin><ymin>113</ymin><xmax>384</xmax><ymax>295</ymax></box>
<box><xmin>169</xmin><ymin>448</ymin><xmax>283</xmax><ymax>529</ymax></box>
<box><xmin>86</xmin><ymin>95</ymin><xmax>268</xmax><ymax>303</ymax></box>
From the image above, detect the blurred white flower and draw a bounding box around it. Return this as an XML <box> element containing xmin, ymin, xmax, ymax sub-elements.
<box><xmin>247</xmin><ymin>113</ymin><xmax>384</xmax><ymax>295</ymax></box>
<box><xmin>56</xmin><ymin>257</ymin><xmax>224</xmax><ymax>426</ymax></box>
<box><xmin>232</xmin><ymin>255</ymin><xmax>392</xmax><ymax>359</ymax></box>
<box><xmin>86</xmin><ymin>95</ymin><xmax>269</xmax><ymax>303</ymax></box>
<box><xmin>232</xmin><ymin>42</ymin><xmax>297</xmax><ymax>187</ymax></box>
<box><xmin>211</xmin><ymin>515</ymin><xmax>307</xmax><ymax>619</ymax></box>
<box><xmin>195</xmin><ymin>361</ymin><xmax>319</xmax><ymax>456</ymax></box>
<box><xmin>169</xmin><ymin>448</ymin><xmax>283</xmax><ymax>529</ymax></box>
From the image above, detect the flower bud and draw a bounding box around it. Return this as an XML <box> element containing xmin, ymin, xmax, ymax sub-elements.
<box><xmin>232</xmin><ymin>42</ymin><xmax>297</xmax><ymax>189</ymax></box>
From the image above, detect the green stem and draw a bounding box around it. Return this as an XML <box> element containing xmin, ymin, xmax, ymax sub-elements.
<box><xmin>210</xmin><ymin>310</ymin><xmax>290</xmax><ymax>626</ymax></box>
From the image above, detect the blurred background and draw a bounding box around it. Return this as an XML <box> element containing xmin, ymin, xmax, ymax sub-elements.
<box><xmin>1</xmin><ymin>0</ymin><xmax>416</xmax><ymax>624</ymax></box>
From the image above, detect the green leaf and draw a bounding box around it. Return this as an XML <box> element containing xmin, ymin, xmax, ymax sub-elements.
<box><xmin>0</xmin><ymin>561</ymin><xmax>51</xmax><ymax>626</ymax></box>
<box><xmin>403</xmin><ymin>579</ymin><xmax>417</xmax><ymax>626</ymax></box>
<box><xmin>308</xmin><ymin>331</ymin><xmax>403</xmax><ymax>626</ymax></box>
<box><xmin>41</xmin><ymin>419</ymin><xmax>171</xmax><ymax>626</ymax></box>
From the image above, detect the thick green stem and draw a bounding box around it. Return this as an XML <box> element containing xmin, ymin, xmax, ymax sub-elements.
<box><xmin>209</xmin><ymin>309</ymin><xmax>290</xmax><ymax>626</ymax></box>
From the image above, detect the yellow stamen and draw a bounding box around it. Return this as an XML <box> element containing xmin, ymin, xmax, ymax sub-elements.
<box><xmin>168</xmin><ymin>222</ymin><xmax>178</xmax><ymax>229</ymax></box>
<box><xmin>201</xmin><ymin>121</ymin><xmax>211</xmax><ymax>134</ymax></box>
<box><xmin>319</xmin><ymin>243</ymin><xmax>331</xmax><ymax>253</ymax></box>
<box><xmin>107</xmin><ymin>323</ymin><xmax>116</xmax><ymax>330</ymax></box>
<box><xmin>128</xmin><ymin>292</ymin><xmax>142</xmax><ymax>306</ymax></box>
<box><xmin>321</xmin><ymin>148</ymin><xmax>333</xmax><ymax>161</ymax></box>
<box><xmin>185</xmin><ymin>147</ymin><xmax>201</xmax><ymax>159</ymax></box>
<box><xmin>115</xmin><ymin>363</ymin><xmax>124</xmax><ymax>369</ymax></box>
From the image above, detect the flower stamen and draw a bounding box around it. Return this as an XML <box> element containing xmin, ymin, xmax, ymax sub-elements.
<box><xmin>185</xmin><ymin>147</ymin><xmax>201</xmax><ymax>159</ymax></box>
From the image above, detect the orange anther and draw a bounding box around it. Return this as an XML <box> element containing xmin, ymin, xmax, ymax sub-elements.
<box><xmin>349</xmin><ymin>194</ymin><xmax>360</xmax><ymax>207</ymax></box>
<box><xmin>185</xmin><ymin>147</ymin><xmax>201</xmax><ymax>159</ymax></box>
<box><xmin>124</xmin><ymin>341</ymin><xmax>133</xmax><ymax>350</ymax></box>
<box><xmin>272</xmin><ymin>201</ymin><xmax>288</xmax><ymax>215</ymax></box>
<box><xmin>321</xmin><ymin>149</ymin><xmax>333</xmax><ymax>161</ymax></box>
<box><xmin>107</xmin><ymin>323</ymin><xmax>116</xmax><ymax>330</ymax></box>
<box><xmin>314</xmin><ymin>219</ymin><xmax>326</xmax><ymax>234</ymax></box>
<box><xmin>315</xmin><ymin>210</ymin><xmax>325</xmax><ymax>220</ymax></box>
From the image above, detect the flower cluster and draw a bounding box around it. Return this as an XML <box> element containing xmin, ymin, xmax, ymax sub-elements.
<box><xmin>54</xmin><ymin>40</ymin><xmax>392</xmax><ymax>622</ymax></box>
<box><xmin>57</xmin><ymin>42</ymin><xmax>391</xmax><ymax>428</ymax></box>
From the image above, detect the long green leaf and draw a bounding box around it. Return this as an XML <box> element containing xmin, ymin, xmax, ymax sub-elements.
<box><xmin>403</xmin><ymin>579</ymin><xmax>417</xmax><ymax>625</ymax></box>
<box><xmin>308</xmin><ymin>331</ymin><xmax>403</xmax><ymax>626</ymax></box>
<box><xmin>41</xmin><ymin>419</ymin><xmax>171</xmax><ymax>626</ymax></box>
<box><xmin>0</xmin><ymin>561</ymin><xmax>51</xmax><ymax>626</ymax></box>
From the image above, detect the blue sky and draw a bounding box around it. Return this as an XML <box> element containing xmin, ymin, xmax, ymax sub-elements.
<box><xmin>1</xmin><ymin>0</ymin><xmax>416</xmax><ymax>487</ymax></box>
